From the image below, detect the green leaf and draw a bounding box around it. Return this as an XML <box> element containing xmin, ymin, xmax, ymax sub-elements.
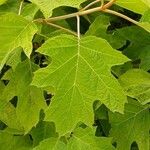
<box><xmin>0</xmin><ymin>79</ymin><xmax>23</xmax><ymax>132</ymax></box>
<box><xmin>21</xmin><ymin>3</ymin><xmax>39</xmax><ymax>21</ymax></box>
<box><xmin>33</xmin><ymin>137</ymin><xmax>66</xmax><ymax>150</ymax></box>
<box><xmin>141</xmin><ymin>9</ymin><xmax>150</xmax><ymax>22</ymax></box>
<box><xmin>94</xmin><ymin>104</ymin><xmax>108</xmax><ymax>120</ymax></box>
<box><xmin>0</xmin><ymin>80</ymin><xmax>5</xmax><ymax>93</ymax></box>
<box><xmin>0</xmin><ymin>13</ymin><xmax>37</xmax><ymax>70</ymax></box>
<box><xmin>115</xmin><ymin>26</ymin><xmax>150</xmax><ymax>70</ymax></box>
<box><xmin>31</xmin><ymin>121</ymin><xmax>58</xmax><ymax>146</ymax></box>
<box><xmin>0</xmin><ymin>0</ymin><xmax>20</xmax><ymax>15</ymax></box>
<box><xmin>141</xmin><ymin>0</ymin><xmax>150</xmax><ymax>7</ymax></box>
<box><xmin>32</xmin><ymin>35</ymin><xmax>128</xmax><ymax>135</ymax></box>
<box><xmin>67</xmin><ymin>127</ymin><xmax>115</xmax><ymax>150</ymax></box>
<box><xmin>6</xmin><ymin>47</ymin><xmax>22</xmax><ymax>70</ymax></box>
<box><xmin>40</xmin><ymin>7</ymin><xmax>72</xmax><ymax>38</ymax></box>
<box><xmin>109</xmin><ymin>98</ymin><xmax>150</xmax><ymax>150</ymax></box>
<box><xmin>0</xmin><ymin>100</ymin><xmax>23</xmax><ymax>131</ymax></box>
<box><xmin>29</xmin><ymin>0</ymin><xmax>85</xmax><ymax>18</ymax></box>
<box><xmin>0</xmin><ymin>131</ymin><xmax>33</xmax><ymax>150</ymax></box>
<box><xmin>114</xmin><ymin>0</ymin><xmax>149</xmax><ymax>14</ymax></box>
<box><xmin>138</xmin><ymin>22</ymin><xmax>150</xmax><ymax>33</ymax></box>
<box><xmin>1</xmin><ymin>60</ymin><xmax>47</xmax><ymax>133</ymax></box>
<box><xmin>85</xmin><ymin>15</ymin><xmax>125</xmax><ymax>49</ymax></box>
<box><xmin>111</xmin><ymin>62</ymin><xmax>133</xmax><ymax>78</ymax></box>
<box><xmin>119</xmin><ymin>69</ymin><xmax>150</xmax><ymax>105</ymax></box>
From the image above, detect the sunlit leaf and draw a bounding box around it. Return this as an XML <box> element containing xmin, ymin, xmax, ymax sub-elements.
<box><xmin>32</xmin><ymin>35</ymin><xmax>128</xmax><ymax>135</ymax></box>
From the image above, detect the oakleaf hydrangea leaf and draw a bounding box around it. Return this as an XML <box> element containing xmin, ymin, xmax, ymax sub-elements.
<box><xmin>33</xmin><ymin>137</ymin><xmax>66</xmax><ymax>150</ymax></box>
<box><xmin>29</xmin><ymin>0</ymin><xmax>85</xmax><ymax>18</ymax></box>
<box><xmin>1</xmin><ymin>60</ymin><xmax>47</xmax><ymax>133</ymax></box>
<box><xmin>31</xmin><ymin>122</ymin><xmax>58</xmax><ymax>147</ymax></box>
<box><xmin>0</xmin><ymin>13</ymin><xmax>37</xmax><ymax>70</ymax></box>
<box><xmin>0</xmin><ymin>0</ymin><xmax>20</xmax><ymax>15</ymax></box>
<box><xmin>6</xmin><ymin>47</ymin><xmax>22</xmax><ymax>70</ymax></box>
<box><xmin>0</xmin><ymin>100</ymin><xmax>23</xmax><ymax>132</ymax></box>
<box><xmin>67</xmin><ymin>127</ymin><xmax>115</xmax><ymax>150</ymax></box>
<box><xmin>142</xmin><ymin>0</ymin><xmax>150</xmax><ymax>7</ymax></box>
<box><xmin>114</xmin><ymin>26</ymin><xmax>150</xmax><ymax>70</ymax></box>
<box><xmin>21</xmin><ymin>3</ymin><xmax>39</xmax><ymax>21</ymax></box>
<box><xmin>109</xmin><ymin>98</ymin><xmax>150</xmax><ymax>150</ymax></box>
<box><xmin>141</xmin><ymin>9</ymin><xmax>150</xmax><ymax>22</ymax></box>
<box><xmin>139</xmin><ymin>22</ymin><xmax>150</xmax><ymax>33</ymax></box>
<box><xmin>113</xmin><ymin>0</ymin><xmax>149</xmax><ymax>14</ymax></box>
<box><xmin>85</xmin><ymin>15</ymin><xmax>125</xmax><ymax>49</ymax></box>
<box><xmin>32</xmin><ymin>35</ymin><xmax>128</xmax><ymax>135</ymax></box>
<box><xmin>0</xmin><ymin>77</ymin><xmax>23</xmax><ymax>132</ymax></box>
<box><xmin>0</xmin><ymin>131</ymin><xmax>32</xmax><ymax>150</ymax></box>
<box><xmin>119</xmin><ymin>69</ymin><xmax>150</xmax><ymax>105</ymax></box>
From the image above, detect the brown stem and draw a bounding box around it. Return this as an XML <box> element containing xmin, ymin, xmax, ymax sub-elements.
<box><xmin>43</xmin><ymin>0</ymin><xmax>116</xmax><ymax>22</ymax></box>
<box><xmin>44</xmin><ymin>6</ymin><xmax>103</xmax><ymax>22</ymax></box>
<box><xmin>44</xmin><ymin>21</ymin><xmax>77</xmax><ymax>36</ymax></box>
<box><xmin>34</xmin><ymin>0</ymin><xmax>144</xmax><ymax>34</ymax></box>
<box><xmin>18</xmin><ymin>0</ymin><xmax>24</xmax><ymax>15</ymax></box>
<box><xmin>103</xmin><ymin>9</ymin><xmax>139</xmax><ymax>25</ymax></box>
<box><xmin>80</xmin><ymin>0</ymin><xmax>101</xmax><ymax>11</ymax></box>
<box><xmin>102</xmin><ymin>0</ymin><xmax>116</xmax><ymax>10</ymax></box>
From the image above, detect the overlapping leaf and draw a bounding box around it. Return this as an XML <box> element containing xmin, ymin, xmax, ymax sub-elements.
<box><xmin>31</xmin><ymin>121</ymin><xmax>58</xmax><ymax>146</ymax></box>
<box><xmin>109</xmin><ymin>98</ymin><xmax>150</xmax><ymax>150</ymax></box>
<box><xmin>0</xmin><ymin>100</ymin><xmax>23</xmax><ymax>132</ymax></box>
<box><xmin>0</xmin><ymin>0</ymin><xmax>20</xmax><ymax>15</ymax></box>
<box><xmin>0</xmin><ymin>131</ymin><xmax>32</xmax><ymax>150</ymax></box>
<box><xmin>0</xmin><ymin>13</ymin><xmax>37</xmax><ymax>70</ymax></box>
<box><xmin>67</xmin><ymin>127</ymin><xmax>115</xmax><ymax>150</ymax></box>
<box><xmin>21</xmin><ymin>3</ymin><xmax>39</xmax><ymax>21</ymax></box>
<box><xmin>32</xmin><ymin>35</ymin><xmax>128</xmax><ymax>135</ymax></box>
<box><xmin>139</xmin><ymin>9</ymin><xmax>150</xmax><ymax>33</ymax></box>
<box><xmin>113</xmin><ymin>0</ymin><xmax>149</xmax><ymax>14</ymax></box>
<box><xmin>85</xmin><ymin>15</ymin><xmax>126</xmax><ymax>49</ymax></box>
<box><xmin>119</xmin><ymin>69</ymin><xmax>150</xmax><ymax>105</ymax></box>
<box><xmin>33</xmin><ymin>127</ymin><xmax>115</xmax><ymax>150</ymax></box>
<box><xmin>1</xmin><ymin>60</ymin><xmax>47</xmax><ymax>133</ymax></box>
<box><xmin>115</xmin><ymin>26</ymin><xmax>150</xmax><ymax>71</ymax></box>
<box><xmin>0</xmin><ymin>76</ymin><xmax>23</xmax><ymax>132</ymax></box>
<box><xmin>29</xmin><ymin>0</ymin><xmax>85</xmax><ymax>18</ymax></box>
<box><xmin>33</xmin><ymin>137</ymin><xmax>66</xmax><ymax>150</ymax></box>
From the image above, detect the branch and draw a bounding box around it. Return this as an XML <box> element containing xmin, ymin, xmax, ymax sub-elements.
<box><xmin>18</xmin><ymin>0</ymin><xmax>24</xmax><ymax>15</ymax></box>
<box><xmin>103</xmin><ymin>9</ymin><xmax>139</xmax><ymax>25</ymax></box>
<box><xmin>43</xmin><ymin>6</ymin><xmax>103</xmax><ymax>22</ymax></box>
<box><xmin>80</xmin><ymin>0</ymin><xmax>101</xmax><ymax>11</ymax></box>
<box><xmin>44</xmin><ymin>21</ymin><xmax>77</xmax><ymax>36</ymax></box>
<box><xmin>102</xmin><ymin>0</ymin><xmax>116</xmax><ymax>10</ymax></box>
<box><xmin>41</xmin><ymin>0</ymin><xmax>116</xmax><ymax>22</ymax></box>
<box><xmin>34</xmin><ymin>0</ymin><xmax>143</xmax><ymax>34</ymax></box>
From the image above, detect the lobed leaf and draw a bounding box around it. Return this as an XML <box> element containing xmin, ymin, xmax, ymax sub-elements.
<box><xmin>0</xmin><ymin>131</ymin><xmax>33</xmax><ymax>150</ymax></box>
<box><xmin>33</xmin><ymin>137</ymin><xmax>66</xmax><ymax>150</ymax></box>
<box><xmin>67</xmin><ymin>127</ymin><xmax>115</xmax><ymax>150</ymax></box>
<box><xmin>114</xmin><ymin>0</ymin><xmax>149</xmax><ymax>14</ymax></box>
<box><xmin>0</xmin><ymin>13</ymin><xmax>37</xmax><ymax>70</ymax></box>
<box><xmin>1</xmin><ymin>60</ymin><xmax>47</xmax><ymax>133</ymax></box>
<box><xmin>109</xmin><ymin>98</ymin><xmax>150</xmax><ymax>150</ymax></box>
<box><xmin>32</xmin><ymin>35</ymin><xmax>128</xmax><ymax>135</ymax></box>
<box><xmin>119</xmin><ymin>69</ymin><xmax>150</xmax><ymax>105</ymax></box>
